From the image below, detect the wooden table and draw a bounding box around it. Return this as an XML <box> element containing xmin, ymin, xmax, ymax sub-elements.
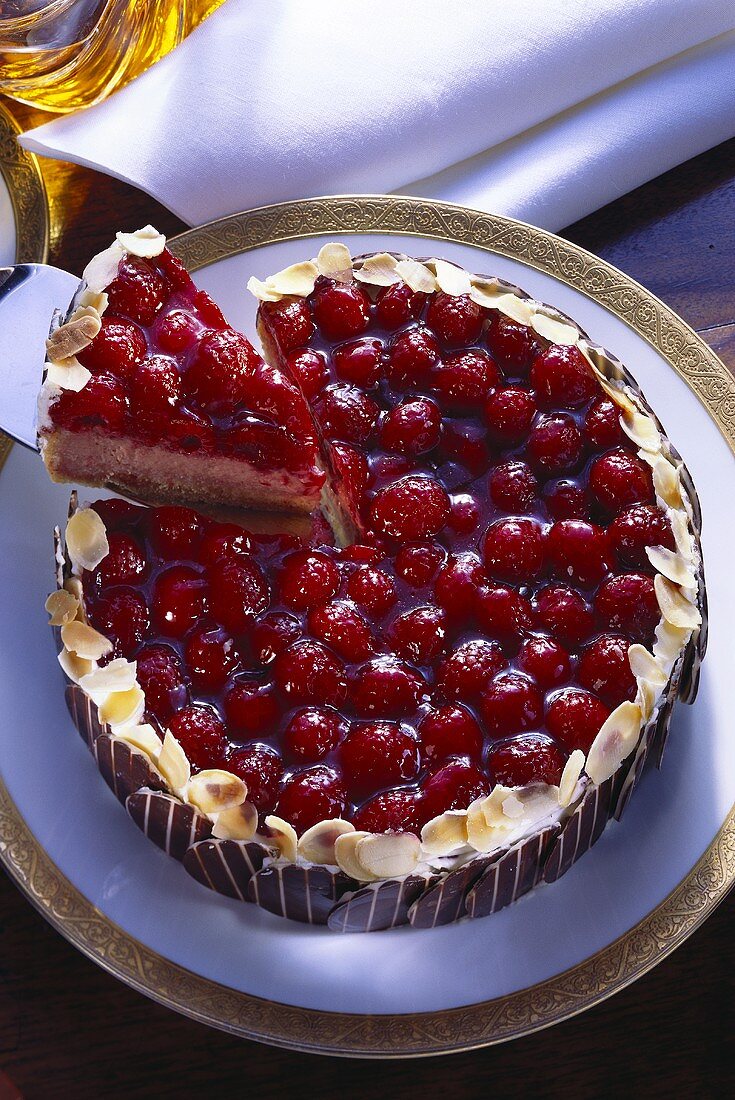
<box><xmin>1</xmin><ymin>100</ymin><xmax>733</xmax><ymax>1099</ymax></box>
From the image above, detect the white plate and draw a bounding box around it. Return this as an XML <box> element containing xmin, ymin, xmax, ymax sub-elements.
<box><xmin>0</xmin><ymin>101</ymin><xmax>49</xmax><ymax>265</ymax></box>
<box><xmin>1</xmin><ymin>200</ymin><xmax>733</xmax><ymax>1054</ymax></box>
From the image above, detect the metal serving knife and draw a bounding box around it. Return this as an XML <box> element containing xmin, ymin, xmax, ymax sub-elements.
<box><xmin>0</xmin><ymin>263</ymin><xmax>79</xmax><ymax>450</ymax></box>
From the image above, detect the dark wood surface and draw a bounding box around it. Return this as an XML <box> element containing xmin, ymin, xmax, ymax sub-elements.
<box><xmin>1</xmin><ymin>98</ymin><xmax>733</xmax><ymax>1098</ymax></box>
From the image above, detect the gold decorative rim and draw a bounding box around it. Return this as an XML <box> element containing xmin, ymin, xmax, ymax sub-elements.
<box><xmin>0</xmin><ymin>100</ymin><xmax>50</xmax><ymax>264</ymax></box>
<box><xmin>1</xmin><ymin>196</ymin><xmax>733</xmax><ymax>1057</ymax></box>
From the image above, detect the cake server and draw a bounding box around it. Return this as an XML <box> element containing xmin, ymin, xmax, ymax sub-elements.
<box><xmin>0</xmin><ymin>263</ymin><xmax>79</xmax><ymax>450</ymax></box>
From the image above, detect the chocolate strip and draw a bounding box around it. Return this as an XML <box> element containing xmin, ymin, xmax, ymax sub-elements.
<box><xmin>93</xmin><ymin>733</ymin><xmax>166</xmax><ymax>805</ymax></box>
<box><xmin>126</xmin><ymin>788</ymin><xmax>211</xmax><ymax>861</ymax></box>
<box><xmin>248</xmin><ymin>862</ymin><xmax>354</xmax><ymax>925</ymax></box>
<box><xmin>327</xmin><ymin>872</ymin><xmax>440</xmax><ymax>933</ymax></box>
<box><xmin>543</xmin><ymin>773</ymin><xmax>622</xmax><ymax>883</ymax></box>
<box><xmin>465</xmin><ymin>825</ymin><xmax>559</xmax><ymax>918</ymax></box>
<box><xmin>408</xmin><ymin>854</ymin><xmax>497</xmax><ymax>929</ymax></box>
<box><xmin>65</xmin><ymin>683</ymin><xmax>105</xmax><ymax>750</ymax></box>
<box><xmin>183</xmin><ymin>838</ymin><xmax>272</xmax><ymax>901</ymax></box>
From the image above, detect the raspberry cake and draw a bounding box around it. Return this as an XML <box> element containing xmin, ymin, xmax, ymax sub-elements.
<box><xmin>46</xmin><ymin>232</ymin><xmax>706</xmax><ymax>932</ymax></box>
<box><xmin>38</xmin><ymin>227</ymin><xmax>323</xmax><ymax>512</ymax></box>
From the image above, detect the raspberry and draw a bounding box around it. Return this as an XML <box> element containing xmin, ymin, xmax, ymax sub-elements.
<box><xmin>375</xmin><ymin>282</ymin><xmax>425</xmax><ymax>329</ymax></box>
<box><xmin>208</xmin><ymin>558</ymin><xmax>270</xmax><ymax>633</ymax></box>
<box><xmin>546</xmin><ymin>689</ymin><xmax>610</xmax><ymax>753</ymax></box>
<box><xmin>394</xmin><ymin>542</ymin><xmax>444</xmax><ymax>586</ymax></box>
<box><xmin>308</xmin><ymin>600</ymin><xmax>374</xmax><ymax>660</ymax></box>
<box><xmin>485</xmin><ymin>386</ymin><xmax>536</xmax><ymax>441</ymax></box>
<box><xmin>543</xmin><ymin>480</ymin><xmax>588</xmax><ymax>521</ymax></box>
<box><xmin>183</xmin><ymin>329</ymin><xmax>257</xmax><ymax>414</ymax></box>
<box><xmin>483</xmin><ymin>518</ymin><xmax>545</xmax><ymax>582</ymax></box>
<box><xmin>380</xmin><ymin>397</ymin><xmax>441</xmax><ymax>455</ymax></box>
<box><xmin>157</xmin><ymin>249</ymin><xmax>193</xmax><ymax>291</ymax></box>
<box><xmin>439</xmin><ymin>420</ymin><xmax>491</xmax><ymax>474</ymax></box>
<box><xmin>165</xmin><ymin>407</ymin><xmax>215</xmax><ymax>453</ymax></box>
<box><xmin>151</xmin><ymin>565</ymin><xmax>207</xmax><ymax>637</ymax></box>
<box><xmin>385</xmin><ymin>328</ymin><xmax>440</xmax><ymax>385</ymax></box>
<box><xmin>434</xmin><ymin>553</ymin><xmax>487</xmax><ymax>618</ymax></box>
<box><xmin>418</xmin><ymin>705</ymin><xmax>483</xmax><ymax>765</ymax></box>
<box><xmin>534</xmin><ymin>585</ymin><xmax>594</xmax><ymax>648</ymax></box>
<box><xmin>192</xmin><ymin>289</ymin><xmax>228</xmax><ymax>329</ymax></box>
<box><xmin>485</xmin><ymin>312</ymin><xmax>541</xmax><ymax>373</ymax></box>
<box><xmin>283</xmin><ymin>707</ymin><xmax>348</xmax><ymax>763</ymax></box>
<box><xmin>185</xmin><ymin>623</ymin><xmax>239</xmax><ymax>691</ymax></box>
<box><xmin>448</xmin><ymin>493</ymin><xmax>481</xmax><ymax>535</ymax></box>
<box><xmin>77</xmin><ymin>316</ymin><xmax>146</xmax><ymax>379</ymax></box>
<box><xmin>251</xmin><ymin>611</ymin><xmax>303</xmax><ymax>664</ymax></box>
<box><xmin>130</xmin><ymin>356</ymin><xmax>181</xmax><ymax>428</ymax></box>
<box><xmin>198</xmin><ymin>522</ymin><xmax>253</xmax><ymax>568</ymax></box>
<box><xmin>349</xmin><ymin>656</ymin><xmax>426</xmax><ymax>717</ymax></box>
<box><xmin>316</xmin><ymin>384</ymin><xmax>379</xmax><ymax>444</ymax></box>
<box><xmin>52</xmin><ymin>373</ymin><xmax>128</xmax><ymax>432</ymax></box>
<box><xmin>279</xmin><ymin>550</ymin><xmax>340</xmax><ymax>611</ymax></box>
<box><xmin>595</xmin><ymin>573</ymin><xmax>659</xmax><ymax>641</ymax></box>
<box><xmin>340</xmin><ymin>722</ymin><xmax>420</xmax><ymax>799</ymax></box>
<box><xmin>437</xmin><ymin>639</ymin><xmax>507</xmax><ymax>700</ymax></box>
<box><xmin>148</xmin><ymin>506</ymin><xmax>202</xmax><ymax>560</ymax></box>
<box><xmin>475</xmin><ymin>584</ymin><xmax>534</xmax><ymax>644</ymax></box>
<box><xmin>346</xmin><ymin>565</ymin><xmax>397</xmax><ymax>617</ymax></box>
<box><xmin>584</xmin><ymin>397</ymin><xmax>623</xmax><ymax>450</ymax></box>
<box><xmin>106</xmin><ymin>255</ymin><xmax>166</xmax><ymax>326</ymax></box>
<box><xmin>332</xmin><ymin>338</ymin><xmax>383</xmax><ymax>388</ymax></box>
<box><xmin>431</xmin><ymin>349</ymin><xmax>500</xmax><ymax>407</ymax></box>
<box><xmin>419</xmin><ymin>760</ymin><xmax>492</xmax><ymax>825</ymax></box>
<box><xmin>92</xmin><ymin>588</ymin><xmax>149</xmax><ymax>657</ymax></box>
<box><xmin>609</xmin><ymin>504</ymin><xmax>675</xmax><ymax>567</ymax></box>
<box><xmin>286</xmin><ymin>349</ymin><xmax>329</xmax><ymax>399</ymax></box>
<box><xmin>389</xmin><ymin>605</ymin><xmax>447</xmax><ymax>663</ymax></box>
<box><xmin>311</xmin><ymin>282</ymin><xmax>371</xmax><ymax>341</ymax></box>
<box><xmin>578</xmin><ymin>634</ymin><xmax>637</xmax><ymax>707</ymax></box>
<box><xmin>370</xmin><ymin>475</ymin><xmax>451</xmax><ymax>541</ymax></box>
<box><xmin>516</xmin><ymin>636</ymin><xmax>571</xmax><ymax>688</ymax></box>
<box><xmin>224</xmin><ymin>678</ymin><xmax>279</xmax><ymax>735</ymax></box>
<box><xmin>154</xmin><ymin>310</ymin><xmax>199</xmax><ymax>355</ymax></box>
<box><xmin>330</xmin><ymin>442</ymin><xmax>369</xmax><ymax>502</ymax></box>
<box><xmin>227</xmin><ymin>745</ymin><xmax>283</xmax><ymax>812</ymax></box>
<box><xmin>488</xmin><ymin>734</ymin><xmax>566</xmax><ymax>787</ymax></box>
<box><xmin>95</xmin><ymin>532</ymin><xmax>146</xmax><ymax>587</ymax></box>
<box><xmin>480</xmin><ymin>672</ymin><xmax>544</xmax><ymax>738</ymax></box>
<box><xmin>489</xmin><ymin>460</ymin><xmax>538</xmax><ymax>512</ymax></box>
<box><xmin>274</xmin><ymin>640</ymin><xmax>347</xmax><ymax>706</ymax></box>
<box><xmin>136</xmin><ymin>643</ymin><xmax>189</xmax><ymax>723</ymax></box>
<box><xmin>261</xmin><ymin>297</ymin><xmax>315</xmax><ymax>352</ymax></box>
<box><xmin>547</xmin><ymin>519</ymin><xmax>613</xmax><ymax>587</ymax></box>
<box><xmin>530</xmin><ymin>344</ymin><xmax>598</xmax><ymax>409</ymax></box>
<box><xmin>589</xmin><ymin>448</ymin><xmax>654</xmax><ymax>514</ymax></box>
<box><xmin>352</xmin><ymin>788</ymin><xmax>421</xmax><ymax>833</ymax></box>
<box><xmin>168</xmin><ymin>704</ymin><xmax>227</xmax><ymax>771</ymax></box>
<box><xmin>275</xmin><ymin>766</ymin><xmax>347</xmax><ymax>834</ymax></box>
<box><xmin>528</xmin><ymin>414</ymin><xmax>583</xmax><ymax>475</ymax></box>
<box><xmin>90</xmin><ymin>499</ymin><xmax>143</xmax><ymax>531</ymax></box>
<box><xmin>426</xmin><ymin>292</ymin><xmax>483</xmax><ymax>346</ymax></box>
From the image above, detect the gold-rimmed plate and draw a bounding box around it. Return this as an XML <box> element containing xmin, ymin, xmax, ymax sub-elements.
<box><xmin>0</xmin><ymin>197</ymin><xmax>733</xmax><ymax>1056</ymax></box>
<box><xmin>0</xmin><ymin>99</ymin><xmax>49</xmax><ymax>265</ymax></box>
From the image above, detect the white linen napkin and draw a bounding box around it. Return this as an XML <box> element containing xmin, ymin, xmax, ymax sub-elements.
<box><xmin>20</xmin><ymin>0</ymin><xmax>735</xmax><ymax>232</ymax></box>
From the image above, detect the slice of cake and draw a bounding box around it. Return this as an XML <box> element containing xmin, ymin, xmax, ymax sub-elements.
<box><xmin>38</xmin><ymin>227</ymin><xmax>324</xmax><ymax>513</ymax></box>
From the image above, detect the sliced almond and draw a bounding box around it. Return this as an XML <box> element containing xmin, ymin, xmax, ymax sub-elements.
<box><xmin>61</xmin><ymin>620</ymin><xmax>112</xmax><ymax>661</ymax></box>
<box><xmin>558</xmin><ymin>749</ymin><xmax>585</xmax><ymax>807</ymax></box>
<box><xmin>478</xmin><ymin>785</ymin><xmax>517</xmax><ymax>829</ymax></box>
<box><xmin>65</xmin><ymin>507</ymin><xmax>109</xmax><ymax>573</ymax></box>
<box><xmin>395</xmin><ymin>259</ymin><xmax>437</xmax><ymax>293</ymax></box>
<box><xmin>420</xmin><ymin>810</ymin><xmax>468</xmax><ymax>857</ymax></box>
<box><xmin>80</xmin><ymin>657</ymin><xmax>137</xmax><ymax>702</ymax></box>
<box><xmin>116</xmin><ymin>722</ymin><xmax>163</xmax><ymax>760</ymax></box>
<box><xmin>353</xmin><ymin>252</ymin><xmax>401</xmax><ymax>286</ymax></box>
<box><xmin>466</xmin><ymin>797</ymin><xmax>503</xmax><ymax>853</ymax></box>
<box><xmin>652</xmin><ymin>458</ymin><xmax>682</xmax><ymax>508</ymax></box>
<box><xmin>45</xmin><ymin>358</ymin><xmax>92</xmax><ymax>392</ymax></box>
<box><xmin>636</xmin><ymin>676</ymin><xmax>658</xmax><ymax>720</ymax></box>
<box><xmin>654</xmin><ymin>574</ymin><xmax>701</xmax><ymax>629</ymax></box>
<box><xmin>355</xmin><ymin>832</ymin><xmax>420</xmax><ymax>879</ymax></box>
<box><xmin>187</xmin><ymin>769</ymin><xmax>247</xmax><ymax>815</ymax></box>
<box><xmin>157</xmin><ymin>730</ymin><xmax>191</xmax><ymax>791</ymax></box>
<box><xmin>64</xmin><ymin>576</ymin><xmax>84</xmax><ymax>605</ymax></box>
<box><xmin>45</xmin><ymin>588</ymin><xmax>80</xmax><ymax>626</ymax></box>
<box><xmin>78</xmin><ymin>287</ymin><xmax>109</xmax><ymax>315</ymax></box>
<box><xmin>486</xmin><ymin>291</ymin><xmax>534</xmax><ymax>326</ymax></box>
<box><xmin>99</xmin><ymin>685</ymin><xmax>145</xmax><ymax>729</ymax></box>
<box><xmin>654</xmin><ymin>618</ymin><xmax>692</xmax><ymax>662</ymax></box>
<box><xmin>46</xmin><ymin>307</ymin><xmax>101</xmax><ymax>362</ymax></box>
<box><xmin>316</xmin><ymin>242</ymin><xmax>353</xmax><ymax>282</ymax></box>
<box><xmin>267</xmin><ymin>260</ymin><xmax>319</xmax><ymax>298</ymax></box>
<box><xmin>246</xmin><ymin>275</ymin><xmax>281</xmax><ymax>302</ymax></box>
<box><xmin>116</xmin><ymin>225</ymin><xmax>166</xmax><ymax>258</ymax></box>
<box><xmin>646</xmin><ymin>545</ymin><xmax>696</xmax><ymax>588</ymax></box>
<box><xmin>431</xmin><ymin>258</ymin><xmax>472</xmax><ymax>296</ymax></box>
<box><xmin>334</xmin><ymin>830</ymin><xmax>373</xmax><ymax>880</ymax></box>
<box><xmin>628</xmin><ymin>643</ymin><xmax>667</xmax><ymax>686</ymax></box>
<box><xmin>596</xmin><ymin>375</ymin><xmax>637</xmax><ymax>414</ymax></box>
<box><xmin>669</xmin><ymin>510</ymin><xmax>693</xmax><ymax>559</ymax></box>
<box><xmin>82</xmin><ymin>242</ymin><xmax>125</xmax><ymax>294</ymax></box>
<box><xmin>620</xmin><ymin>410</ymin><xmax>661</xmax><ymax>453</ymax></box>
<box><xmin>264</xmin><ymin>815</ymin><xmax>298</xmax><ymax>862</ymax></box>
<box><xmin>212</xmin><ymin>800</ymin><xmax>258</xmax><ymax>841</ymax></box>
<box><xmin>586</xmin><ymin>701</ymin><xmax>642</xmax><ymax>784</ymax></box>
<box><xmin>58</xmin><ymin>647</ymin><xmax>95</xmax><ymax>684</ymax></box>
<box><xmin>530</xmin><ymin>312</ymin><xmax>578</xmax><ymax>346</ymax></box>
<box><xmin>297</xmin><ymin>818</ymin><xmax>355</xmax><ymax>865</ymax></box>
